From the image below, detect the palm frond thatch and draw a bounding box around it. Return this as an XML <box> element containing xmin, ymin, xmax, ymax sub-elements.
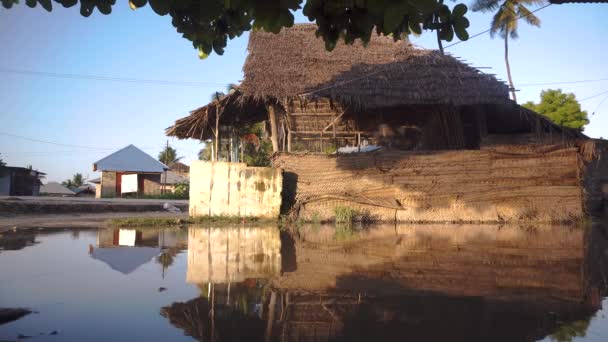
<box><xmin>165</xmin><ymin>89</ymin><xmax>268</xmax><ymax>140</ymax></box>
<box><xmin>240</xmin><ymin>24</ymin><xmax>510</xmax><ymax>108</ymax></box>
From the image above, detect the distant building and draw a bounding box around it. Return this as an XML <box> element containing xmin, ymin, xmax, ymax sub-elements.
<box><xmin>164</xmin><ymin>171</ymin><xmax>189</xmax><ymax>193</ymax></box>
<box><xmin>73</xmin><ymin>184</ymin><xmax>96</xmax><ymax>197</ymax></box>
<box><xmin>0</xmin><ymin>166</ymin><xmax>45</xmax><ymax>196</ymax></box>
<box><xmin>40</xmin><ymin>182</ymin><xmax>76</xmax><ymax>197</ymax></box>
<box><xmin>168</xmin><ymin>162</ymin><xmax>190</xmax><ymax>177</ymax></box>
<box><xmin>88</xmin><ymin>177</ymin><xmax>101</xmax><ymax>198</ymax></box>
<box><xmin>92</xmin><ymin>144</ymin><xmax>169</xmax><ymax>198</ymax></box>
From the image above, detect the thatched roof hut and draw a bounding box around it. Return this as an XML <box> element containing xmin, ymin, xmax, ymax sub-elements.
<box><xmin>166</xmin><ymin>24</ymin><xmax>583</xmax><ymax>150</ymax></box>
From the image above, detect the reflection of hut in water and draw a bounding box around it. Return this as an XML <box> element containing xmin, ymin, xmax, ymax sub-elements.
<box><xmin>90</xmin><ymin>229</ymin><xmax>188</xmax><ymax>275</ymax></box>
<box><xmin>186</xmin><ymin>226</ymin><xmax>281</xmax><ymax>284</ymax></box>
<box><xmin>277</xmin><ymin>224</ymin><xmax>588</xmax><ymax>301</ymax></box>
<box><xmin>259</xmin><ymin>223</ymin><xmax>608</xmax><ymax>342</ymax></box>
<box><xmin>163</xmin><ymin>223</ymin><xmax>608</xmax><ymax>341</ymax></box>
<box><xmin>161</xmin><ymin>295</ymin><xmax>266</xmax><ymax>342</ymax></box>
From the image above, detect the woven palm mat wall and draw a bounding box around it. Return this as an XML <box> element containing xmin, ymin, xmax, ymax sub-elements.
<box><xmin>272</xmin><ymin>146</ymin><xmax>586</xmax><ymax>223</ymax></box>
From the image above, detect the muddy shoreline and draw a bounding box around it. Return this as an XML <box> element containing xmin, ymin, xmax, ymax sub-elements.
<box><xmin>0</xmin><ymin>212</ymin><xmax>189</xmax><ymax>231</ymax></box>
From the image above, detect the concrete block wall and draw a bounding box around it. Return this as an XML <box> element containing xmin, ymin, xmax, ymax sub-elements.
<box><xmin>142</xmin><ymin>174</ymin><xmax>162</xmax><ymax>195</ymax></box>
<box><xmin>100</xmin><ymin>171</ymin><xmax>116</xmax><ymax>198</ymax></box>
<box><xmin>189</xmin><ymin>161</ymin><xmax>282</xmax><ymax>218</ymax></box>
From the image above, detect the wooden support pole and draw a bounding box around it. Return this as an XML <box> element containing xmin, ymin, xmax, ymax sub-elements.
<box><xmin>268</xmin><ymin>105</ymin><xmax>279</xmax><ymax>153</ymax></box>
<box><xmin>265</xmin><ymin>291</ymin><xmax>277</xmax><ymax>342</ymax></box>
<box><xmin>215</xmin><ymin>109</ymin><xmax>220</xmax><ymax>161</ymax></box>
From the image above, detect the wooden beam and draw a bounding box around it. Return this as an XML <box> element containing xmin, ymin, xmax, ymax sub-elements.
<box><xmin>322</xmin><ymin>111</ymin><xmax>346</xmax><ymax>133</ymax></box>
<box><xmin>285</xmin><ymin>113</ymin><xmax>293</xmax><ymax>153</ymax></box>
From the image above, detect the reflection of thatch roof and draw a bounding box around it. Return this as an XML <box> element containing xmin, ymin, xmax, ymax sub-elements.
<box><xmin>241</xmin><ymin>24</ymin><xmax>510</xmax><ymax>107</ymax></box>
<box><xmin>165</xmin><ymin>89</ymin><xmax>268</xmax><ymax>140</ymax></box>
<box><xmin>161</xmin><ymin>297</ymin><xmax>265</xmax><ymax>342</ymax></box>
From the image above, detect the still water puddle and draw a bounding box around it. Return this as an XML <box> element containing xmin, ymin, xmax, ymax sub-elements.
<box><xmin>1</xmin><ymin>223</ymin><xmax>607</xmax><ymax>342</ymax></box>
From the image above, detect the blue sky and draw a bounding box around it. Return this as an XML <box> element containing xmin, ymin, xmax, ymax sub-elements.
<box><xmin>0</xmin><ymin>3</ymin><xmax>606</xmax><ymax>182</ymax></box>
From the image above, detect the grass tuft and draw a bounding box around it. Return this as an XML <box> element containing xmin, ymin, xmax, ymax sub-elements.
<box><xmin>107</xmin><ymin>215</ymin><xmax>277</xmax><ymax>228</ymax></box>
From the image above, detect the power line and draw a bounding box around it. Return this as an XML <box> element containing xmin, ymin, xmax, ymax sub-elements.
<box><xmin>519</xmin><ymin>78</ymin><xmax>608</xmax><ymax>87</ymax></box>
<box><xmin>0</xmin><ymin>132</ymin><xmax>113</xmax><ymax>149</ymax></box>
<box><xmin>444</xmin><ymin>4</ymin><xmax>553</xmax><ymax>50</ymax></box>
<box><xmin>0</xmin><ymin>68</ymin><xmax>231</xmax><ymax>88</ymax></box>
<box><xmin>0</xmin><ymin>132</ymin><xmax>157</xmax><ymax>151</ymax></box>
<box><xmin>579</xmin><ymin>89</ymin><xmax>608</xmax><ymax>102</ymax></box>
<box><xmin>591</xmin><ymin>93</ymin><xmax>608</xmax><ymax>115</ymax></box>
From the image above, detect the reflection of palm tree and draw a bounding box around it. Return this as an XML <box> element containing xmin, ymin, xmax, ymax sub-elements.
<box><xmin>157</xmin><ymin>251</ymin><xmax>175</xmax><ymax>268</ymax></box>
<box><xmin>157</xmin><ymin>250</ymin><xmax>176</xmax><ymax>278</ymax></box>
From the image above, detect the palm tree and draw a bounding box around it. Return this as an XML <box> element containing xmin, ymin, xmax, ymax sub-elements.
<box><xmin>472</xmin><ymin>0</ymin><xmax>543</xmax><ymax>102</ymax></box>
<box><xmin>62</xmin><ymin>173</ymin><xmax>84</xmax><ymax>189</ymax></box>
<box><xmin>158</xmin><ymin>146</ymin><xmax>182</xmax><ymax>165</ymax></box>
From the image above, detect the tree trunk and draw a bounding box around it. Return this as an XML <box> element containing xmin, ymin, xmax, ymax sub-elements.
<box><xmin>504</xmin><ymin>35</ymin><xmax>517</xmax><ymax>103</ymax></box>
<box><xmin>268</xmin><ymin>105</ymin><xmax>280</xmax><ymax>153</ymax></box>
<box><xmin>437</xmin><ymin>30</ymin><xmax>444</xmax><ymax>55</ymax></box>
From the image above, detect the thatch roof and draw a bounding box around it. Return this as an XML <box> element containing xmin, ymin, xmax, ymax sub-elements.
<box><xmin>165</xmin><ymin>89</ymin><xmax>267</xmax><ymax>140</ymax></box>
<box><xmin>166</xmin><ymin>24</ymin><xmax>585</xmax><ymax>141</ymax></box>
<box><xmin>241</xmin><ymin>24</ymin><xmax>510</xmax><ymax>107</ymax></box>
<box><xmin>518</xmin><ymin>106</ymin><xmax>587</xmax><ymax>140</ymax></box>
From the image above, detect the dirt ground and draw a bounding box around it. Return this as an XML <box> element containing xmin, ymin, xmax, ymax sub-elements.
<box><xmin>0</xmin><ymin>211</ymin><xmax>189</xmax><ymax>231</ymax></box>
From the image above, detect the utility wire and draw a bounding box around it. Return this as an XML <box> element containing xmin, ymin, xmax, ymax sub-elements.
<box><xmin>444</xmin><ymin>4</ymin><xmax>553</xmax><ymax>49</ymax></box>
<box><xmin>0</xmin><ymin>68</ymin><xmax>231</xmax><ymax>88</ymax></box>
<box><xmin>591</xmin><ymin>93</ymin><xmax>608</xmax><ymax>115</ymax></box>
<box><xmin>519</xmin><ymin>78</ymin><xmax>608</xmax><ymax>87</ymax></box>
<box><xmin>301</xmin><ymin>4</ymin><xmax>553</xmax><ymax>96</ymax></box>
<box><xmin>0</xmin><ymin>132</ymin><xmax>156</xmax><ymax>151</ymax></box>
<box><xmin>579</xmin><ymin>89</ymin><xmax>608</xmax><ymax>102</ymax></box>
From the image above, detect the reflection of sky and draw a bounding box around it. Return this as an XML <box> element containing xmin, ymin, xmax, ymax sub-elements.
<box><xmin>90</xmin><ymin>246</ymin><xmax>161</xmax><ymax>274</ymax></box>
<box><xmin>0</xmin><ymin>5</ymin><xmax>606</xmax><ymax>182</ymax></box>
<box><xmin>0</xmin><ymin>231</ymin><xmax>197</xmax><ymax>341</ymax></box>
<box><xmin>538</xmin><ymin>301</ymin><xmax>608</xmax><ymax>342</ymax></box>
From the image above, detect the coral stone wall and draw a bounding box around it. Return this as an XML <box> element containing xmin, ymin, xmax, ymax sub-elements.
<box><xmin>189</xmin><ymin>161</ymin><xmax>282</xmax><ymax>218</ymax></box>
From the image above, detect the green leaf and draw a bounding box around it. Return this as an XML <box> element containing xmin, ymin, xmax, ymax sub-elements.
<box><xmin>452</xmin><ymin>4</ymin><xmax>467</xmax><ymax>18</ymax></box>
<box><xmin>25</xmin><ymin>0</ymin><xmax>36</xmax><ymax>8</ymax></box>
<box><xmin>458</xmin><ymin>17</ymin><xmax>470</xmax><ymax>29</ymax></box>
<box><xmin>409</xmin><ymin>21</ymin><xmax>422</xmax><ymax>35</ymax></box>
<box><xmin>439</xmin><ymin>26</ymin><xmax>453</xmax><ymax>42</ymax></box>
<box><xmin>437</xmin><ymin>4</ymin><xmax>450</xmax><ymax>20</ymax></box>
<box><xmin>56</xmin><ymin>0</ymin><xmax>78</xmax><ymax>8</ymax></box>
<box><xmin>97</xmin><ymin>3</ymin><xmax>112</xmax><ymax>15</ymax></box>
<box><xmin>38</xmin><ymin>0</ymin><xmax>52</xmax><ymax>11</ymax></box>
<box><xmin>454</xmin><ymin>25</ymin><xmax>469</xmax><ymax>41</ymax></box>
<box><xmin>1</xmin><ymin>0</ymin><xmax>17</xmax><ymax>9</ymax></box>
<box><xmin>383</xmin><ymin>4</ymin><xmax>407</xmax><ymax>32</ymax></box>
<box><xmin>148</xmin><ymin>0</ymin><xmax>169</xmax><ymax>16</ymax></box>
<box><xmin>129</xmin><ymin>0</ymin><xmax>147</xmax><ymax>10</ymax></box>
<box><xmin>198</xmin><ymin>48</ymin><xmax>209</xmax><ymax>60</ymax></box>
<box><xmin>79</xmin><ymin>1</ymin><xmax>94</xmax><ymax>17</ymax></box>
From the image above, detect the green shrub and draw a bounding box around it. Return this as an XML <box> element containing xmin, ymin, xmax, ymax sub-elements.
<box><xmin>334</xmin><ymin>206</ymin><xmax>358</xmax><ymax>223</ymax></box>
<box><xmin>173</xmin><ymin>182</ymin><xmax>189</xmax><ymax>199</ymax></box>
